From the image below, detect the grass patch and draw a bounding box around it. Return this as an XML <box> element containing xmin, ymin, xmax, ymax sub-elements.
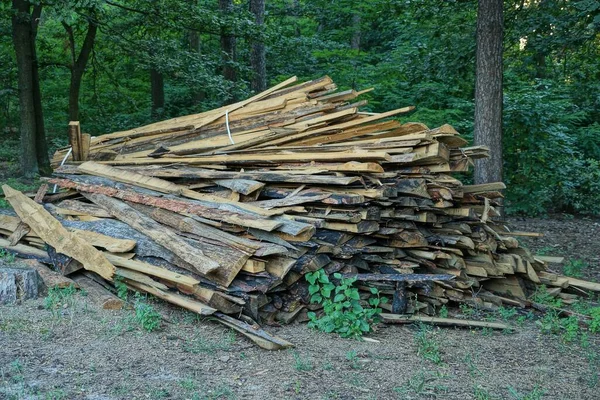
<box><xmin>507</xmin><ymin>385</ymin><xmax>546</xmax><ymax>400</ymax></box>
<box><xmin>393</xmin><ymin>369</ymin><xmax>448</xmax><ymax>397</ymax></box>
<box><xmin>292</xmin><ymin>351</ymin><xmax>313</xmax><ymax>371</ymax></box>
<box><xmin>414</xmin><ymin>323</ymin><xmax>443</xmax><ymax>364</ymax></box>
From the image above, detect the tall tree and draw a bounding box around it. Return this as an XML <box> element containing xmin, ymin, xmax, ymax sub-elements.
<box><xmin>250</xmin><ymin>0</ymin><xmax>266</xmax><ymax>92</ymax></box>
<box><xmin>150</xmin><ymin>67</ymin><xmax>165</xmax><ymax>118</ymax></box>
<box><xmin>473</xmin><ymin>0</ymin><xmax>503</xmax><ymax>185</ymax></box>
<box><xmin>11</xmin><ymin>0</ymin><xmax>50</xmax><ymax>177</ymax></box>
<box><xmin>62</xmin><ymin>9</ymin><xmax>98</xmax><ymax>121</ymax></box>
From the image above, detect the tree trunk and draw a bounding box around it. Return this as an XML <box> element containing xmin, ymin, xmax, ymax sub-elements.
<box><xmin>473</xmin><ymin>0</ymin><xmax>503</xmax><ymax>185</ymax></box>
<box><xmin>30</xmin><ymin>4</ymin><xmax>50</xmax><ymax>175</ymax></box>
<box><xmin>12</xmin><ymin>0</ymin><xmax>38</xmax><ymax>177</ymax></box>
<box><xmin>64</xmin><ymin>17</ymin><xmax>98</xmax><ymax>122</ymax></box>
<box><xmin>150</xmin><ymin>68</ymin><xmax>165</xmax><ymax>118</ymax></box>
<box><xmin>219</xmin><ymin>0</ymin><xmax>237</xmax><ymax>96</ymax></box>
<box><xmin>250</xmin><ymin>0</ymin><xmax>266</xmax><ymax>93</ymax></box>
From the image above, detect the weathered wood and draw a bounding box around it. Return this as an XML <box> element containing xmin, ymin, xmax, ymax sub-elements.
<box><xmin>23</xmin><ymin>259</ymin><xmax>78</xmax><ymax>289</ymax></box>
<box><xmin>49</xmin><ymin>177</ymin><xmax>283</xmax><ymax>232</ymax></box>
<box><xmin>2</xmin><ymin>185</ymin><xmax>115</xmax><ymax>280</ymax></box>
<box><xmin>381</xmin><ymin>314</ymin><xmax>512</xmax><ymax>330</ymax></box>
<box><xmin>126</xmin><ymin>279</ymin><xmax>215</xmax><ymax>316</ymax></box>
<box><xmin>7</xmin><ymin>184</ymin><xmax>47</xmax><ymax>246</ymax></box>
<box><xmin>0</xmin><ymin>261</ymin><xmax>43</xmax><ymax>304</ymax></box>
<box><xmin>82</xmin><ymin>193</ymin><xmax>219</xmax><ymax>276</ymax></box>
<box><xmin>71</xmin><ymin>273</ymin><xmax>123</xmax><ymax>310</ymax></box>
<box><xmin>341</xmin><ymin>273</ymin><xmax>455</xmax><ymax>282</ymax></box>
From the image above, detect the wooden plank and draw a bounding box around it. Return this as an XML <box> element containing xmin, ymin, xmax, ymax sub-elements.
<box><xmin>214</xmin><ymin>179</ymin><xmax>264</xmax><ymax>195</ymax></box>
<box><xmin>71</xmin><ymin>273</ymin><xmax>123</xmax><ymax>310</ymax></box>
<box><xmin>341</xmin><ymin>274</ymin><xmax>455</xmax><ymax>282</ymax></box>
<box><xmin>78</xmin><ymin>161</ymin><xmax>276</xmax><ymax>217</ymax></box>
<box><xmin>2</xmin><ymin>185</ymin><xmax>115</xmax><ymax>281</ymax></box>
<box><xmin>82</xmin><ymin>193</ymin><xmax>219</xmax><ymax>276</ymax></box>
<box><xmin>68</xmin><ymin>121</ymin><xmax>83</xmax><ymax>161</ymax></box>
<box><xmin>49</xmin><ymin>177</ymin><xmax>282</xmax><ymax>232</ymax></box>
<box><xmin>126</xmin><ymin>280</ymin><xmax>216</xmax><ymax>316</ymax></box>
<box><xmin>381</xmin><ymin>314</ymin><xmax>512</xmax><ymax>330</ymax></box>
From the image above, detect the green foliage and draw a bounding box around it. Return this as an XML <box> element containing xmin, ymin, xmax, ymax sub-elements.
<box><xmin>393</xmin><ymin>369</ymin><xmax>449</xmax><ymax>397</ymax></box>
<box><xmin>292</xmin><ymin>351</ymin><xmax>313</xmax><ymax>372</ymax></box>
<box><xmin>507</xmin><ymin>385</ymin><xmax>546</xmax><ymax>400</ymax></box>
<box><xmin>562</xmin><ymin>258</ymin><xmax>588</xmax><ymax>278</ymax></box>
<box><xmin>414</xmin><ymin>323</ymin><xmax>443</xmax><ymax>364</ymax></box>
<box><xmin>133</xmin><ymin>294</ymin><xmax>161</xmax><ymax>332</ymax></box>
<box><xmin>503</xmin><ymin>83</ymin><xmax>600</xmax><ymax>216</ymax></box>
<box><xmin>44</xmin><ymin>284</ymin><xmax>77</xmax><ymax>315</ymax></box>
<box><xmin>0</xmin><ymin>249</ymin><xmax>16</xmax><ymax>263</ymax></box>
<box><xmin>114</xmin><ymin>276</ymin><xmax>129</xmax><ymax>301</ymax></box>
<box><xmin>305</xmin><ymin>269</ymin><xmax>384</xmax><ymax>339</ymax></box>
<box><xmin>0</xmin><ymin>0</ymin><xmax>598</xmax><ymax>215</ymax></box>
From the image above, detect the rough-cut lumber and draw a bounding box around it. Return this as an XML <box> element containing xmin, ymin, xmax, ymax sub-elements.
<box><xmin>18</xmin><ymin>74</ymin><xmax>596</xmax><ymax>348</ymax></box>
<box><xmin>82</xmin><ymin>193</ymin><xmax>219</xmax><ymax>275</ymax></box>
<box><xmin>2</xmin><ymin>185</ymin><xmax>115</xmax><ymax>280</ymax></box>
<box><xmin>381</xmin><ymin>314</ymin><xmax>512</xmax><ymax>330</ymax></box>
<box><xmin>49</xmin><ymin>177</ymin><xmax>283</xmax><ymax>232</ymax></box>
<box><xmin>126</xmin><ymin>280</ymin><xmax>215</xmax><ymax>316</ymax></box>
<box><xmin>71</xmin><ymin>273</ymin><xmax>123</xmax><ymax>310</ymax></box>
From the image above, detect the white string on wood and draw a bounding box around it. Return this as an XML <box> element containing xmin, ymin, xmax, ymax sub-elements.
<box><xmin>53</xmin><ymin>147</ymin><xmax>72</xmax><ymax>193</ymax></box>
<box><xmin>225</xmin><ymin>109</ymin><xmax>235</xmax><ymax>144</ymax></box>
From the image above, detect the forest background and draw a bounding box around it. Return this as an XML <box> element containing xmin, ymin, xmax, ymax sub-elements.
<box><xmin>1</xmin><ymin>0</ymin><xmax>599</xmax><ymax>216</ymax></box>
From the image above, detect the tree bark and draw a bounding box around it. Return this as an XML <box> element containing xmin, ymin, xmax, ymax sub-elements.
<box><xmin>12</xmin><ymin>0</ymin><xmax>38</xmax><ymax>177</ymax></box>
<box><xmin>473</xmin><ymin>0</ymin><xmax>503</xmax><ymax>185</ymax></box>
<box><xmin>150</xmin><ymin>68</ymin><xmax>165</xmax><ymax>118</ymax></box>
<box><xmin>250</xmin><ymin>0</ymin><xmax>266</xmax><ymax>93</ymax></box>
<box><xmin>219</xmin><ymin>0</ymin><xmax>237</xmax><ymax>100</ymax></box>
<box><xmin>63</xmin><ymin>15</ymin><xmax>98</xmax><ymax>122</ymax></box>
<box><xmin>30</xmin><ymin>4</ymin><xmax>51</xmax><ymax>175</ymax></box>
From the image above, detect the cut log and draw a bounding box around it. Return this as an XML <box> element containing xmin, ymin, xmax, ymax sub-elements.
<box><xmin>0</xmin><ymin>261</ymin><xmax>43</xmax><ymax>304</ymax></box>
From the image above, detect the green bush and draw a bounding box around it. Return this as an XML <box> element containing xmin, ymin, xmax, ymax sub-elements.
<box><xmin>503</xmin><ymin>83</ymin><xmax>600</xmax><ymax>216</ymax></box>
<box><xmin>305</xmin><ymin>269</ymin><xmax>385</xmax><ymax>339</ymax></box>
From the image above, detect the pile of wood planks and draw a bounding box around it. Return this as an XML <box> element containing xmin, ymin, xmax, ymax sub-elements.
<box><xmin>2</xmin><ymin>76</ymin><xmax>599</xmax><ymax>347</ymax></box>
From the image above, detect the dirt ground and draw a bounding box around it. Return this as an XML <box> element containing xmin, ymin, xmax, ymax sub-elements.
<box><xmin>1</xmin><ymin>216</ymin><xmax>599</xmax><ymax>400</ymax></box>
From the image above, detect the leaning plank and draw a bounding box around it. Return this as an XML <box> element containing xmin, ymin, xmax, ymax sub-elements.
<box><xmin>0</xmin><ymin>213</ymin><xmax>136</xmax><ymax>253</ymax></box>
<box><xmin>126</xmin><ymin>280</ymin><xmax>216</xmax><ymax>316</ymax></box>
<box><xmin>2</xmin><ymin>185</ymin><xmax>115</xmax><ymax>280</ymax></box>
<box><xmin>381</xmin><ymin>314</ymin><xmax>512</xmax><ymax>330</ymax></box>
<box><xmin>49</xmin><ymin>177</ymin><xmax>282</xmax><ymax>232</ymax></box>
<box><xmin>71</xmin><ymin>273</ymin><xmax>123</xmax><ymax>310</ymax></box>
<box><xmin>78</xmin><ymin>161</ymin><xmax>276</xmax><ymax>217</ymax></box>
<box><xmin>564</xmin><ymin>276</ymin><xmax>600</xmax><ymax>292</ymax></box>
<box><xmin>341</xmin><ymin>273</ymin><xmax>455</xmax><ymax>282</ymax></box>
<box><xmin>212</xmin><ymin>312</ymin><xmax>294</xmax><ymax>350</ymax></box>
<box><xmin>82</xmin><ymin>193</ymin><xmax>219</xmax><ymax>275</ymax></box>
<box><xmin>103</xmin><ymin>253</ymin><xmax>199</xmax><ymax>289</ymax></box>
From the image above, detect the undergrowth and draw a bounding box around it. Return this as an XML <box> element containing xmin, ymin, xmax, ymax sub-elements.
<box><xmin>305</xmin><ymin>269</ymin><xmax>385</xmax><ymax>339</ymax></box>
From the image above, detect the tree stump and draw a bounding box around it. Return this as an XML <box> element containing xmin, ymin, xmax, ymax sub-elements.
<box><xmin>0</xmin><ymin>260</ymin><xmax>45</xmax><ymax>304</ymax></box>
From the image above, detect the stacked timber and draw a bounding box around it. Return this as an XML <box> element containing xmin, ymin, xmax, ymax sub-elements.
<box><xmin>2</xmin><ymin>76</ymin><xmax>599</xmax><ymax>348</ymax></box>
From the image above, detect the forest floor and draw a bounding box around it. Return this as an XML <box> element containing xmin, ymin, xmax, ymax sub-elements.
<box><xmin>1</xmin><ymin>216</ymin><xmax>600</xmax><ymax>400</ymax></box>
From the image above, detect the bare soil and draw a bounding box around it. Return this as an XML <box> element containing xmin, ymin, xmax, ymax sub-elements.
<box><xmin>0</xmin><ymin>216</ymin><xmax>599</xmax><ymax>400</ymax></box>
